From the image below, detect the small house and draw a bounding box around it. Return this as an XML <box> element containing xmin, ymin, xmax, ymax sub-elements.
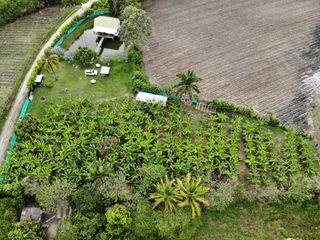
<box><xmin>20</xmin><ymin>207</ymin><xmax>43</xmax><ymax>222</ymax></box>
<box><xmin>93</xmin><ymin>16</ymin><xmax>120</xmax><ymax>39</ymax></box>
<box><xmin>136</xmin><ymin>91</ymin><xmax>168</xmax><ymax>105</ymax></box>
<box><xmin>34</xmin><ymin>74</ymin><xmax>44</xmax><ymax>86</ymax></box>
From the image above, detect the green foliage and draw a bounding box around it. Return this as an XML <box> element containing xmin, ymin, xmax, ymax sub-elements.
<box><xmin>104</xmin><ymin>204</ymin><xmax>132</xmax><ymax>239</ymax></box>
<box><xmin>0</xmin><ymin>0</ymin><xmax>44</xmax><ymax>26</ymax></box>
<box><xmin>131</xmin><ymin>200</ymin><xmax>200</xmax><ymax>240</ymax></box>
<box><xmin>71</xmin><ymin>186</ymin><xmax>104</xmax><ymax>213</ymax></box>
<box><xmin>36</xmin><ymin>180</ymin><xmax>76</xmax><ymax>213</ymax></box>
<box><xmin>120</xmin><ymin>6</ymin><xmax>153</xmax><ymax>49</ymax></box>
<box><xmin>27</xmin><ymin>59</ymin><xmax>44</xmax><ymax>89</ymax></box>
<box><xmin>42</xmin><ymin>52</ymin><xmax>60</xmax><ymax>73</ymax></box>
<box><xmin>71</xmin><ymin>213</ymin><xmax>104</xmax><ymax>240</ymax></box>
<box><xmin>127</xmin><ymin>47</ymin><xmax>143</xmax><ymax>67</ymax></box>
<box><xmin>207</xmin><ymin>178</ymin><xmax>242</xmax><ymax>212</ymax></box>
<box><xmin>109</xmin><ymin>0</ymin><xmax>140</xmax><ymax>16</ymax></box>
<box><xmin>61</xmin><ymin>0</ymin><xmax>81</xmax><ymax>6</ymax></box>
<box><xmin>97</xmin><ymin>172</ymin><xmax>131</xmax><ymax>204</ymax></box>
<box><xmin>56</xmin><ymin>218</ymin><xmax>79</xmax><ymax>240</ymax></box>
<box><xmin>73</xmin><ymin>47</ymin><xmax>99</xmax><ymax>68</ymax></box>
<box><xmin>174</xmin><ymin>70</ymin><xmax>202</xmax><ymax>100</ymax></box>
<box><xmin>7</xmin><ymin>220</ymin><xmax>44</xmax><ymax>240</ymax></box>
<box><xmin>137</xmin><ymin>164</ymin><xmax>167</xmax><ymax>195</ymax></box>
<box><xmin>0</xmin><ymin>198</ymin><xmax>17</xmax><ymax>240</ymax></box>
<box><xmin>149</xmin><ymin>176</ymin><xmax>181</xmax><ymax>212</ymax></box>
<box><xmin>209</xmin><ymin>99</ymin><xmax>255</xmax><ymax>117</ymax></box>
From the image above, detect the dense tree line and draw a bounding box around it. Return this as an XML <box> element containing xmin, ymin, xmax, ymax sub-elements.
<box><xmin>0</xmin><ymin>0</ymin><xmax>81</xmax><ymax>26</ymax></box>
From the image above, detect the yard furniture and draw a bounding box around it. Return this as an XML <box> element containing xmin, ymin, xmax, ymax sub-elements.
<box><xmin>85</xmin><ymin>69</ymin><xmax>98</xmax><ymax>76</ymax></box>
<box><xmin>100</xmin><ymin>66</ymin><xmax>110</xmax><ymax>76</ymax></box>
<box><xmin>96</xmin><ymin>63</ymin><xmax>101</xmax><ymax>68</ymax></box>
<box><xmin>90</xmin><ymin>79</ymin><xmax>96</xmax><ymax>84</ymax></box>
<box><xmin>35</xmin><ymin>74</ymin><xmax>44</xmax><ymax>86</ymax></box>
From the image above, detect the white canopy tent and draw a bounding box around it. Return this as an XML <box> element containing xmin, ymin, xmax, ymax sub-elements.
<box><xmin>136</xmin><ymin>92</ymin><xmax>168</xmax><ymax>105</ymax></box>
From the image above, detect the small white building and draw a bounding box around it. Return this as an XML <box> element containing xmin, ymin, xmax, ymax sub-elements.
<box><xmin>136</xmin><ymin>91</ymin><xmax>168</xmax><ymax>105</ymax></box>
<box><xmin>93</xmin><ymin>16</ymin><xmax>120</xmax><ymax>39</ymax></box>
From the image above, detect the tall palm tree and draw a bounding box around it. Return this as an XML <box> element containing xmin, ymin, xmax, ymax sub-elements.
<box><xmin>177</xmin><ymin>173</ymin><xmax>209</xmax><ymax>218</ymax></box>
<box><xmin>149</xmin><ymin>176</ymin><xmax>182</xmax><ymax>212</ymax></box>
<box><xmin>42</xmin><ymin>52</ymin><xmax>60</xmax><ymax>79</ymax></box>
<box><xmin>174</xmin><ymin>70</ymin><xmax>202</xmax><ymax>100</ymax></box>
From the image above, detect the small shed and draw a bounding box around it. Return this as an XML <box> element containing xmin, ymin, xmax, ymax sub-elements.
<box><xmin>35</xmin><ymin>74</ymin><xmax>44</xmax><ymax>85</ymax></box>
<box><xmin>100</xmin><ymin>66</ymin><xmax>110</xmax><ymax>76</ymax></box>
<box><xmin>93</xmin><ymin>16</ymin><xmax>120</xmax><ymax>39</ymax></box>
<box><xmin>136</xmin><ymin>91</ymin><xmax>168</xmax><ymax>105</ymax></box>
<box><xmin>20</xmin><ymin>207</ymin><xmax>43</xmax><ymax>222</ymax></box>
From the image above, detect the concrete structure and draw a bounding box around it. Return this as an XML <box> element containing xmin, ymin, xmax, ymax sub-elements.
<box><xmin>93</xmin><ymin>16</ymin><xmax>120</xmax><ymax>39</ymax></box>
<box><xmin>20</xmin><ymin>207</ymin><xmax>43</xmax><ymax>222</ymax></box>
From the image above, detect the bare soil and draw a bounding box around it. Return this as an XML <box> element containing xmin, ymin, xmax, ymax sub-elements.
<box><xmin>143</xmin><ymin>0</ymin><xmax>320</xmax><ymax>127</ymax></box>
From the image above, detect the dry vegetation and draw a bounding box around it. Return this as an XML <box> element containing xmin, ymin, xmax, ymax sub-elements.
<box><xmin>143</xmin><ymin>0</ymin><xmax>320</xmax><ymax>127</ymax></box>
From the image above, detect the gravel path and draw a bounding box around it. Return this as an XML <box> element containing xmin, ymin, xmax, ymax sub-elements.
<box><xmin>0</xmin><ymin>0</ymin><xmax>98</xmax><ymax>163</ymax></box>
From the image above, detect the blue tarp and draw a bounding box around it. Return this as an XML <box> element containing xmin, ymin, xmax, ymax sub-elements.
<box><xmin>20</xmin><ymin>99</ymin><xmax>30</xmax><ymax>119</ymax></box>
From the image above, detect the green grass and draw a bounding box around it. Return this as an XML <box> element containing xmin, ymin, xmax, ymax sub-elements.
<box><xmin>196</xmin><ymin>202</ymin><xmax>320</xmax><ymax>240</ymax></box>
<box><xmin>60</xmin><ymin>18</ymin><xmax>94</xmax><ymax>49</ymax></box>
<box><xmin>28</xmin><ymin>60</ymin><xmax>132</xmax><ymax>116</ymax></box>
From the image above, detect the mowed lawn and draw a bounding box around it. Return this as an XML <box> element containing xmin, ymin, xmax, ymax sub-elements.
<box><xmin>28</xmin><ymin>61</ymin><xmax>132</xmax><ymax>116</ymax></box>
<box><xmin>196</xmin><ymin>203</ymin><xmax>320</xmax><ymax>240</ymax></box>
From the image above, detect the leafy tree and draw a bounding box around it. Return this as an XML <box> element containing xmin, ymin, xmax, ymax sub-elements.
<box><xmin>56</xmin><ymin>218</ymin><xmax>79</xmax><ymax>240</ymax></box>
<box><xmin>42</xmin><ymin>52</ymin><xmax>60</xmax><ymax>75</ymax></box>
<box><xmin>71</xmin><ymin>213</ymin><xmax>104</xmax><ymax>240</ymax></box>
<box><xmin>7</xmin><ymin>220</ymin><xmax>44</xmax><ymax>240</ymax></box>
<box><xmin>137</xmin><ymin>164</ymin><xmax>167</xmax><ymax>195</ymax></box>
<box><xmin>149</xmin><ymin>176</ymin><xmax>181</xmax><ymax>212</ymax></box>
<box><xmin>177</xmin><ymin>173</ymin><xmax>209</xmax><ymax>218</ymax></box>
<box><xmin>131</xmin><ymin>200</ymin><xmax>157</xmax><ymax>239</ymax></box>
<box><xmin>36</xmin><ymin>180</ymin><xmax>76</xmax><ymax>213</ymax></box>
<box><xmin>102</xmin><ymin>204</ymin><xmax>132</xmax><ymax>239</ymax></box>
<box><xmin>73</xmin><ymin>47</ymin><xmax>99</xmax><ymax>68</ymax></box>
<box><xmin>174</xmin><ymin>70</ymin><xmax>202</xmax><ymax>100</ymax></box>
<box><xmin>109</xmin><ymin>0</ymin><xmax>140</xmax><ymax>16</ymax></box>
<box><xmin>0</xmin><ymin>198</ymin><xmax>17</xmax><ymax>240</ymax></box>
<box><xmin>127</xmin><ymin>46</ymin><xmax>144</xmax><ymax>67</ymax></box>
<box><xmin>120</xmin><ymin>6</ymin><xmax>153</xmax><ymax>49</ymax></box>
<box><xmin>71</xmin><ymin>186</ymin><xmax>104</xmax><ymax>213</ymax></box>
<box><xmin>97</xmin><ymin>172</ymin><xmax>131</xmax><ymax>204</ymax></box>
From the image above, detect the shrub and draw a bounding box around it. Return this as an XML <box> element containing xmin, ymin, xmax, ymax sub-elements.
<box><xmin>103</xmin><ymin>204</ymin><xmax>132</xmax><ymax>239</ymax></box>
<box><xmin>209</xmin><ymin>99</ymin><xmax>255</xmax><ymax>117</ymax></box>
<box><xmin>73</xmin><ymin>47</ymin><xmax>99</xmax><ymax>68</ymax></box>
<box><xmin>137</xmin><ymin>164</ymin><xmax>167</xmax><ymax>195</ymax></box>
<box><xmin>71</xmin><ymin>213</ymin><xmax>104</xmax><ymax>239</ymax></box>
<box><xmin>61</xmin><ymin>0</ymin><xmax>81</xmax><ymax>6</ymax></box>
<box><xmin>7</xmin><ymin>220</ymin><xmax>44</xmax><ymax>240</ymax></box>
<box><xmin>71</xmin><ymin>186</ymin><xmax>104</xmax><ymax>213</ymax></box>
<box><xmin>27</xmin><ymin>59</ymin><xmax>44</xmax><ymax>89</ymax></box>
<box><xmin>56</xmin><ymin>218</ymin><xmax>79</xmax><ymax>240</ymax></box>
<box><xmin>127</xmin><ymin>47</ymin><xmax>143</xmax><ymax>66</ymax></box>
<box><xmin>207</xmin><ymin>178</ymin><xmax>243</xmax><ymax>212</ymax></box>
<box><xmin>0</xmin><ymin>198</ymin><xmax>17</xmax><ymax>240</ymax></box>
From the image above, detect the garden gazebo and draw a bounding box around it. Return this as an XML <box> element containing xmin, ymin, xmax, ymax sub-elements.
<box><xmin>93</xmin><ymin>16</ymin><xmax>120</xmax><ymax>39</ymax></box>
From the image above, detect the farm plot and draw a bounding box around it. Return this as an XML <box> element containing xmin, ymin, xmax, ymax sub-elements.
<box><xmin>143</xmin><ymin>0</ymin><xmax>320</xmax><ymax>127</ymax></box>
<box><xmin>0</xmin><ymin>6</ymin><xmax>73</xmax><ymax>126</ymax></box>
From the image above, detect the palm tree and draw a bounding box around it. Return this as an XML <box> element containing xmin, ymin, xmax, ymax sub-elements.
<box><xmin>42</xmin><ymin>52</ymin><xmax>60</xmax><ymax>79</ymax></box>
<box><xmin>174</xmin><ymin>70</ymin><xmax>202</xmax><ymax>100</ymax></box>
<box><xmin>177</xmin><ymin>173</ymin><xmax>209</xmax><ymax>218</ymax></box>
<box><xmin>149</xmin><ymin>176</ymin><xmax>182</xmax><ymax>212</ymax></box>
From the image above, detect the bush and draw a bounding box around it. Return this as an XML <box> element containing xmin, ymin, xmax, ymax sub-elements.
<box><xmin>209</xmin><ymin>99</ymin><xmax>255</xmax><ymax>117</ymax></box>
<box><xmin>71</xmin><ymin>186</ymin><xmax>104</xmax><ymax>213</ymax></box>
<box><xmin>73</xmin><ymin>47</ymin><xmax>99</xmax><ymax>68</ymax></box>
<box><xmin>137</xmin><ymin>164</ymin><xmax>167</xmax><ymax>195</ymax></box>
<box><xmin>27</xmin><ymin>59</ymin><xmax>44</xmax><ymax>89</ymax></box>
<box><xmin>8</xmin><ymin>220</ymin><xmax>44</xmax><ymax>240</ymax></box>
<box><xmin>103</xmin><ymin>204</ymin><xmax>132</xmax><ymax>239</ymax></box>
<box><xmin>0</xmin><ymin>0</ymin><xmax>44</xmax><ymax>26</ymax></box>
<box><xmin>127</xmin><ymin>47</ymin><xmax>143</xmax><ymax>66</ymax></box>
<box><xmin>208</xmin><ymin>178</ymin><xmax>243</xmax><ymax>212</ymax></box>
<box><xmin>72</xmin><ymin>213</ymin><xmax>104</xmax><ymax>240</ymax></box>
<box><xmin>0</xmin><ymin>198</ymin><xmax>17</xmax><ymax>240</ymax></box>
<box><xmin>61</xmin><ymin>0</ymin><xmax>81</xmax><ymax>6</ymax></box>
<box><xmin>56</xmin><ymin>218</ymin><xmax>79</xmax><ymax>240</ymax></box>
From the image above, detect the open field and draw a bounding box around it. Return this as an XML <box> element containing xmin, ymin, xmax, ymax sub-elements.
<box><xmin>143</xmin><ymin>0</ymin><xmax>320</xmax><ymax>127</ymax></box>
<box><xmin>196</xmin><ymin>202</ymin><xmax>320</xmax><ymax>239</ymax></box>
<box><xmin>28</xmin><ymin>61</ymin><xmax>132</xmax><ymax>116</ymax></box>
<box><xmin>0</xmin><ymin>6</ymin><xmax>75</xmax><ymax>130</ymax></box>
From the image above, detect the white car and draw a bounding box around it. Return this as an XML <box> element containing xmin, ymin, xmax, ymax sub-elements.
<box><xmin>85</xmin><ymin>69</ymin><xmax>98</xmax><ymax>76</ymax></box>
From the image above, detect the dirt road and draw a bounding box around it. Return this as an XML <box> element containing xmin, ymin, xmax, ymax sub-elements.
<box><xmin>0</xmin><ymin>0</ymin><xmax>98</xmax><ymax>163</ymax></box>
